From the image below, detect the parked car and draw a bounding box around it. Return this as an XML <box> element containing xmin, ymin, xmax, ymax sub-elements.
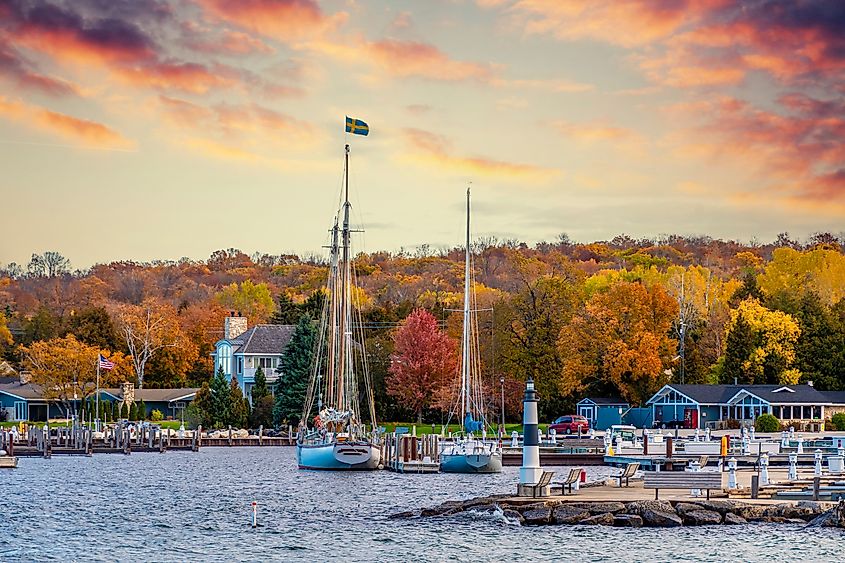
<box><xmin>549</xmin><ymin>415</ymin><xmax>590</xmax><ymax>434</ymax></box>
<box><xmin>653</xmin><ymin>419</ymin><xmax>687</xmax><ymax>429</ymax></box>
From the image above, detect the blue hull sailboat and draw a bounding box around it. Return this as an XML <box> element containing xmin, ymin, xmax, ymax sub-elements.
<box><xmin>440</xmin><ymin>188</ymin><xmax>502</xmax><ymax>474</ymax></box>
<box><xmin>296</xmin><ymin>143</ymin><xmax>381</xmax><ymax>471</ymax></box>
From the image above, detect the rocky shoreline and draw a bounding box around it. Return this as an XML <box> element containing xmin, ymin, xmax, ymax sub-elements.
<box><xmin>392</xmin><ymin>497</ymin><xmax>845</xmax><ymax>528</ymax></box>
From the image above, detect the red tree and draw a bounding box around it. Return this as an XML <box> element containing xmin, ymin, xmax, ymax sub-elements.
<box><xmin>387</xmin><ymin>308</ymin><xmax>457</xmax><ymax>422</ymax></box>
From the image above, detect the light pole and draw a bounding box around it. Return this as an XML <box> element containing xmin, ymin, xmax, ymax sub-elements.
<box><xmin>500</xmin><ymin>376</ymin><xmax>505</xmax><ymax>433</ymax></box>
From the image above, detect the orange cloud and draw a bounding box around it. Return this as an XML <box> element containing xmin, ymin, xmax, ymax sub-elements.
<box><xmin>368</xmin><ymin>39</ymin><xmax>493</xmax><ymax>81</ymax></box>
<box><xmin>0</xmin><ymin>95</ymin><xmax>131</xmax><ymax>148</ymax></box>
<box><xmin>196</xmin><ymin>0</ymin><xmax>346</xmax><ymax>41</ymax></box>
<box><xmin>552</xmin><ymin>120</ymin><xmax>640</xmax><ymax>143</ymax></box>
<box><xmin>401</xmin><ymin>127</ymin><xmax>555</xmax><ymax>181</ymax></box>
<box><xmin>118</xmin><ymin>61</ymin><xmax>240</xmax><ymax>94</ymax></box>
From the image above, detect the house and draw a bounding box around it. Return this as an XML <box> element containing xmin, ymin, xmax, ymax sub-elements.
<box><xmin>576</xmin><ymin>397</ymin><xmax>630</xmax><ymax>430</ymax></box>
<box><xmin>0</xmin><ymin>379</ymin><xmax>197</xmax><ymax>422</ymax></box>
<box><xmin>211</xmin><ymin>312</ymin><xmax>296</xmax><ymax>398</ymax></box>
<box><xmin>646</xmin><ymin>383</ymin><xmax>845</xmax><ymax>429</ymax></box>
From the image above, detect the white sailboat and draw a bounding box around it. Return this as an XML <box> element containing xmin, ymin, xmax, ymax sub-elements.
<box><xmin>440</xmin><ymin>187</ymin><xmax>502</xmax><ymax>473</ymax></box>
<box><xmin>296</xmin><ymin>144</ymin><xmax>381</xmax><ymax>470</ymax></box>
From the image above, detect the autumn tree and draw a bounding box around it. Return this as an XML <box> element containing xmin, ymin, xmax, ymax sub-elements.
<box><xmin>720</xmin><ymin>298</ymin><xmax>801</xmax><ymax>385</ymax></box>
<box><xmin>117</xmin><ymin>301</ymin><xmax>178</xmax><ymax>388</ymax></box>
<box><xmin>215</xmin><ymin>280</ymin><xmax>274</xmax><ymax>323</ymax></box>
<box><xmin>0</xmin><ymin>313</ymin><xmax>12</xmax><ymax>356</ymax></box>
<box><xmin>558</xmin><ymin>281</ymin><xmax>677</xmax><ymax>406</ymax></box>
<box><xmin>66</xmin><ymin>306</ymin><xmax>120</xmax><ymax>350</ymax></box>
<box><xmin>758</xmin><ymin>248</ymin><xmax>845</xmax><ymax>307</ymax></box>
<box><xmin>23</xmin><ymin>335</ymin><xmax>131</xmax><ymax>409</ymax></box>
<box><xmin>387</xmin><ymin>308</ymin><xmax>457</xmax><ymax>423</ymax></box>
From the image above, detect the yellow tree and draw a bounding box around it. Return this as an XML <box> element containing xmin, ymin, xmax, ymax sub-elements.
<box><xmin>723</xmin><ymin>298</ymin><xmax>801</xmax><ymax>385</ymax></box>
<box><xmin>558</xmin><ymin>281</ymin><xmax>677</xmax><ymax>405</ymax></box>
<box><xmin>215</xmin><ymin>279</ymin><xmax>275</xmax><ymax>324</ymax></box>
<box><xmin>0</xmin><ymin>313</ymin><xmax>12</xmax><ymax>353</ymax></box>
<box><xmin>23</xmin><ymin>335</ymin><xmax>132</xmax><ymax>407</ymax></box>
<box><xmin>758</xmin><ymin>247</ymin><xmax>845</xmax><ymax>306</ymax></box>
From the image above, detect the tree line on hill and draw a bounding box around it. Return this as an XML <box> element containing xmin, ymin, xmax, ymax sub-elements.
<box><xmin>1</xmin><ymin>232</ymin><xmax>844</xmax><ymax>425</ymax></box>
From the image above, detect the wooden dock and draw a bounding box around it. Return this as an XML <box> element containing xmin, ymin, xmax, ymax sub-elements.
<box><xmin>383</xmin><ymin>433</ymin><xmax>441</xmax><ymax>473</ymax></box>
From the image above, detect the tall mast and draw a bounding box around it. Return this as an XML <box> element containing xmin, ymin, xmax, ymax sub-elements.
<box><xmin>338</xmin><ymin>144</ymin><xmax>352</xmax><ymax>416</ymax></box>
<box><xmin>462</xmin><ymin>186</ymin><xmax>471</xmax><ymax>427</ymax></box>
<box><xmin>325</xmin><ymin>218</ymin><xmax>340</xmax><ymax>409</ymax></box>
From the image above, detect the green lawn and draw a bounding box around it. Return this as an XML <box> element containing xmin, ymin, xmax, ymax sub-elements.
<box><xmin>378</xmin><ymin>422</ymin><xmax>551</xmax><ymax>435</ymax></box>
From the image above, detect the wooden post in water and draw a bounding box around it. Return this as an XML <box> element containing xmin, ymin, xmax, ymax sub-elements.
<box><xmin>812</xmin><ymin>477</ymin><xmax>820</xmax><ymax>501</ymax></box>
<box><xmin>258</xmin><ymin>425</ymin><xmax>263</xmax><ymax>446</ymax></box>
<box><xmin>751</xmin><ymin>475</ymin><xmax>759</xmax><ymax>499</ymax></box>
<box><xmin>228</xmin><ymin>425</ymin><xmax>233</xmax><ymax>447</ymax></box>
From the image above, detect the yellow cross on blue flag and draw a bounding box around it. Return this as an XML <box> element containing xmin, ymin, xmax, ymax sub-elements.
<box><xmin>345</xmin><ymin>116</ymin><xmax>369</xmax><ymax>136</ymax></box>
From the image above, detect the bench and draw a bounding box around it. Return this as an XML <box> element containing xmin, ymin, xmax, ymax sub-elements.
<box><xmin>643</xmin><ymin>471</ymin><xmax>723</xmax><ymax>500</ymax></box>
<box><xmin>551</xmin><ymin>468</ymin><xmax>582</xmax><ymax>495</ymax></box>
<box><xmin>616</xmin><ymin>462</ymin><xmax>639</xmax><ymax>487</ymax></box>
<box><xmin>526</xmin><ymin>471</ymin><xmax>555</xmax><ymax>498</ymax></box>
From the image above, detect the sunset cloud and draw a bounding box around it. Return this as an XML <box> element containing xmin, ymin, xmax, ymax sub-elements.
<box><xmin>0</xmin><ymin>39</ymin><xmax>79</xmax><ymax>96</ymax></box>
<box><xmin>401</xmin><ymin>127</ymin><xmax>555</xmax><ymax>181</ymax></box>
<box><xmin>0</xmin><ymin>95</ymin><xmax>131</xmax><ymax>148</ymax></box>
<box><xmin>196</xmin><ymin>0</ymin><xmax>347</xmax><ymax>41</ymax></box>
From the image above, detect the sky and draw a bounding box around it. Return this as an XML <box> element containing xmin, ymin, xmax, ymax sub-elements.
<box><xmin>0</xmin><ymin>0</ymin><xmax>843</xmax><ymax>268</ymax></box>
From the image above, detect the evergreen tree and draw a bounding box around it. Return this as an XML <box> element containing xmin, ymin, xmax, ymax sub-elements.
<box><xmin>187</xmin><ymin>382</ymin><xmax>212</xmax><ymax>429</ymax></box>
<box><xmin>269</xmin><ymin>292</ymin><xmax>300</xmax><ymax>325</ymax></box>
<box><xmin>251</xmin><ymin>367</ymin><xmax>269</xmax><ymax>402</ymax></box>
<box><xmin>138</xmin><ymin>399</ymin><xmax>147</xmax><ymax>420</ymax></box>
<box><xmin>228</xmin><ymin>375</ymin><xmax>248</xmax><ymax>428</ymax></box>
<box><xmin>795</xmin><ymin>292</ymin><xmax>842</xmax><ymax>390</ymax></box>
<box><xmin>274</xmin><ymin>315</ymin><xmax>317</xmax><ymax>426</ymax></box>
<box><xmin>111</xmin><ymin>401</ymin><xmax>119</xmax><ymax>420</ymax></box>
<box><xmin>730</xmin><ymin>272</ymin><xmax>764</xmax><ymax>307</ymax></box>
<box><xmin>209</xmin><ymin>365</ymin><xmax>230</xmax><ymax>429</ymax></box>
<box><xmin>301</xmin><ymin>289</ymin><xmax>326</xmax><ymax>320</ymax></box>
<box><xmin>129</xmin><ymin>402</ymin><xmax>138</xmax><ymax>421</ymax></box>
<box><xmin>721</xmin><ymin>312</ymin><xmax>757</xmax><ymax>384</ymax></box>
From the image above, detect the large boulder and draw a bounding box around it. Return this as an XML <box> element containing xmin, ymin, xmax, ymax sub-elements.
<box><xmin>502</xmin><ymin>509</ymin><xmax>525</xmax><ymax>525</ymax></box>
<box><xmin>567</xmin><ymin>502</ymin><xmax>626</xmax><ymax>515</ymax></box>
<box><xmin>807</xmin><ymin>501</ymin><xmax>845</xmax><ymax>528</ymax></box>
<box><xmin>681</xmin><ymin>509</ymin><xmax>722</xmax><ymax>526</ymax></box>
<box><xmin>522</xmin><ymin>505</ymin><xmax>553</xmax><ymax>525</ymax></box>
<box><xmin>421</xmin><ymin>500</ymin><xmax>464</xmax><ymax>517</ymax></box>
<box><xmin>613</xmin><ymin>514</ymin><xmax>643</xmax><ymax>527</ymax></box>
<box><xmin>769</xmin><ymin>503</ymin><xmax>823</xmax><ymax>521</ymax></box>
<box><xmin>722</xmin><ymin>513</ymin><xmax>747</xmax><ymax>525</ymax></box>
<box><xmin>732</xmin><ymin>504</ymin><xmax>767</xmax><ymax>521</ymax></box>
<box><xmin>552</xmin><ymin>505</ymin><xmax>591</xmax><ymax>524</ymax></box>
<box><xmin>680</xmin><ymin>500</ymin><xmax>738</xmax><ymax>516</ymax></box>
<box><xmin>579</xmin><ymin>513</ymin><xmax>616</xmax><ymax>526</ymax></box>
<box><xmin>640</xmin><ymin>509</ymin><xmax>683</xmax><ymax>527</ymax></box>
<box><xmin>625</xmin><ymin>500</ymin><xmax>674</xmax><ymax>516</ymax></box>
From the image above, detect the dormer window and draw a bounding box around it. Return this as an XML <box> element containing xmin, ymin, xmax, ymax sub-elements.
<box><xmin>772</xmin><ymin>386</ymin><xmax>795</xmax><ymax>393</ymax></box>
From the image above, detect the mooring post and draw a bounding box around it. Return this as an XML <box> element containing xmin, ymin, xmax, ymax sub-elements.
<box><xmin>259</xmin><ymin>425</ymin><xmax>263</xmax><ymax>446</ymax></box>
<box><xmin>751</xmin><ymin>475</ymin><xmax>759</xmax><ymax>499</ymax></box>
<box><xmin>812</xmin><ymin>476</ymin><xmax>820</xmax><ymax>501</ymax></box>
<box><xmin>228</xmin><ymin>425</ymin><xmax>233</xmax><ymax>447</ymax></box>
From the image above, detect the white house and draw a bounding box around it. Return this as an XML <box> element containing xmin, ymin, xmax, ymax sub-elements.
<box><xmin>211</xmin><ymin>313</ymin><xmax>296</xmax><ymax>398</ymax></box>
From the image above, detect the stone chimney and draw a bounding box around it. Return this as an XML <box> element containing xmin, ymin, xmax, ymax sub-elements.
<box><xmin>122</xmin><ymin>382</ymin><xmax>135</xmax><ymax>405</ymax></box>
<box><xmin>19</xmin><ymin>370</ymin><xmax>31</xmax><ymax>385</ymax></box>
<box><xmin>224</xmin><ymin>311</ymin><xmax>248</xmax><ymax>340</ymax></box>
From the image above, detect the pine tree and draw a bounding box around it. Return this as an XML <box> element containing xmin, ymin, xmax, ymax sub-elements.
<box><xmin>274</xmin><ymin>315</ymin><xmax>317</xmax><ymax>426</ymax></box>
<box><xmin>269</xmin><ymin>292</ymin><xmax>300</xmax><ymax>325</ymax></box>
<box><xmin>129</xmin><ymin>402</ymin><xmax>138</xmax><ymax>421</ymax></box>
<box><xmin>188</xmin><ymin>382</ymin><xmax>212</xmax><ymax>429</ymax></box>
<box><xmin>138</xmin><ymin>399</ymin><xmax>147</xmax><ymax>420</ymax></box>
<box><xmin>251</xmin><ymin>367</ymin><xmax>269</xmax><ymax>402</ymax></box>
<box><xmin>721</xmin><ymin>311</ymin><xmax>757</xmax><ymax>384</ymax></box>
<box><xmin>209</xmin><ymin>365</ymin><xmax>230</xmax><ymax>429</ymax></box>
<box><xmin>112</xmin><ymin>401</ymin><xmax>119</xmax><ymax>420</ymax></box>
<box><xmin>301</xmin><ymin>289</ymin><xmax>326</xmax><ymax>320</ymax></box>
<box><xmin>228</xmin><ymin>375</ymin><xmax>248</xmax><ymax>428</ymax></box>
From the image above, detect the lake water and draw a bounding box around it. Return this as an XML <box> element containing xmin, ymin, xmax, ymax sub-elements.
<box><xmin>2</xmin><ymin>448</ymin><xmax>842</xmax><ymax>562</ymax></box>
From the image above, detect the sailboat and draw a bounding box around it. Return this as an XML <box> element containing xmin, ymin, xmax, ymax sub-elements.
<box><xmin>296</xmin><ymin>144</ymin><xmax>381</xmax><ymax>470</ymax></box>
<box><xmin>440</xmin><ymin>187</ymin><xmax>503</xmax><ymax>474</ymax></box>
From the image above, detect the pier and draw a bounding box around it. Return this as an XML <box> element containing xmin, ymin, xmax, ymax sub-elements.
<box><xmin>383</xmin><ymin>432</ymin><xmax>441</xmax><ymax>473</ymax></box>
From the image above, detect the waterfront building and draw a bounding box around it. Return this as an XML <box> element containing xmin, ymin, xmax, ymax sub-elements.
<box><xmin>576</xmin><ymin>397</ymin><xmax>630</xmax><ymax>430</ymax></box>
<box><xmin>646</xmin><ymin>383</ymin><xmax>845</xmax><ymax>430</ymax></box>
<box><xmin>210</xmin><ymin>313</ymin><xmax>296</xmax><ymax>398</ymax></box>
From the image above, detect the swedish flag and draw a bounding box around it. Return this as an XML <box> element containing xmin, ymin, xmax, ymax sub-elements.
<box><xmin>345</xmin><ymin>116</ymin><xmax>369</xmax><ymax>136</ymax></box>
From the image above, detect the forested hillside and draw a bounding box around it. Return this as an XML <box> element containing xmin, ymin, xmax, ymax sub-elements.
<box><xmin>2</xmin><ymin>231</ymin><xmax>844</xmax><ymax>422</ymax></box>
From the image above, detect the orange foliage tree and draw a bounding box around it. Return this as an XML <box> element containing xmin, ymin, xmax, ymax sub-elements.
<box><xmin>387</xmin><ymin>309</ymin><xmax>457</xmax><ymax>422</ymax></box>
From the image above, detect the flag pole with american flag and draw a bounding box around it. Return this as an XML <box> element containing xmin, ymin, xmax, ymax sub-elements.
<box><xmin>97</xmin><ymin>354</ymin><xmax>115</xmax><ymax>429</ymax></box>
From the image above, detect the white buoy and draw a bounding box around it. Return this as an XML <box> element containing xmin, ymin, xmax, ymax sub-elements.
<box><xmin>797</xmin><ymin>436</ymin><xmax>804</xmax><ymax>454</ymax></box>
<box><xmin>518</xmin><ymin>378</ymin><xmax>543</xmax><ymax>494</ymax></box>
<box><xmin>511</xmin><ymin>430</ymin><xmax>519</xmax><ymax>448</ymax></box>
<box><xmin>781</xmin><ymin>431</ymin><xmax>789</xmax><ymax>449</ymax></box>
<box><xmin>252</xmin><ymin>501</ymin><xmax>258</xmax><ymax>528</ymax></box>
<box><xmin>814</xmin><ymin>449</ymin><xmax>823</xmax><ymax>476</ymax></box>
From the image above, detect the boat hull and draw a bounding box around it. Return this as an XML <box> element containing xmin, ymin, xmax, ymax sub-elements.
<box><xmin>297</xmin><ymin>441</ymin><xmax>382</xmax><ymax>471</ymax></box>
<box><xmin>440</xmin><ymin>451</ymin><xmax>503</xmax><ymax>473</ymax></box>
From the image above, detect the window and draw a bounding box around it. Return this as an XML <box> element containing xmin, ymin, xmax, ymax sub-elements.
<box><xmin>258</xmin><ymin>357</ymin><xmax>275</xmax><ymax>369</ymax></box>
<box><xmin>237</xmin><ymin>357</ymin><xmax>243</xmax><ymax>375</ymax></box>
<box><xmin>217</xmin><ymin>344</ymin><xmax>231</xmax><ymax>375</ymax></box>
<box><xmin>15</xmin><ymin>401</ymin><xmax>27</xmax><ymax>421</ymax></box>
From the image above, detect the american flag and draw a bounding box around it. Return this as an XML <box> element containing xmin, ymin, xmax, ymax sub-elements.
<box><xmin>98</xmin><ymin>354</ymin><xmax>115</xmax><ymax>370</ymax></box>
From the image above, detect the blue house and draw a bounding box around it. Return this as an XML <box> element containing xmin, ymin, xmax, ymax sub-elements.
<box><xmin>211</xmin><ymin>313</ymin><xmax>296</xmax><ymax>399</ymax></box>
<box><xmin>576</xmin><ymin>397</ymin><xmax>630</xmax><ymax>430</ymax></box>
<box><xmin>646</xmin><ymin>383</ymin><xmax>845</xmax><ymax>429</ymax></box>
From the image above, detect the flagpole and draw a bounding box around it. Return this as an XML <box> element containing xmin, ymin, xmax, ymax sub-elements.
<box><xmin>96</xmin><ymin>357</ymin><xmax>100</xmax><ymax>432</ymax></box>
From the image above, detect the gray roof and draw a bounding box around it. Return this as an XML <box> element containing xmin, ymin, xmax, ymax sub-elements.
<box><xmin>0</xmin><ymin>382</ymin><xmax>48</xmax><ymax>401</ymax></box>
<box><xmin>660</xmin><ymin>384</ymin><xmax>844</xmax><ymax>405</ymax></box>
<box><xmin>232</xmin><ymin>324</ymin><xmax>295</xmax><ymax>355</ymax></box>
<box><xmin>578</xmin><ymin>397</ymin><xmax>629</xmax><ymax>406</ymax></box>
<box><xmin>1</xmin><ymin>383</ymin><xmax>197</xmax><ymax>403</ymax></box>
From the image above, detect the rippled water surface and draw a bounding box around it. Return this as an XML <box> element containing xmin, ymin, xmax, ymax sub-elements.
<box><xmin>2</xmin><ymin>448</ymin><xmax>841</xmax><ymax>562</ymax></box>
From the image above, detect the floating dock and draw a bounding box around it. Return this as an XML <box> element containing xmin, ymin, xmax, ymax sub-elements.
<box><xmin>383</xmin><ymin>433</ymin><xmax>441</xmax><ymax>473</ymax></box>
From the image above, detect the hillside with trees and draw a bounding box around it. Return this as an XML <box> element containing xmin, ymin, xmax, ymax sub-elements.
<box><xmin>2</xmin><ymin>232</ymin><xmax>844</xmax><ymax>423</ymax></box>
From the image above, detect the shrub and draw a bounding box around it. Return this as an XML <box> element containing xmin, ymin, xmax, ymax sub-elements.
<box><xmin>725</xmin><ymin>418</ymin><xmax>741</xmax><ymax>430</ymax></box>
<box><xmin>138</xmin><ymin>400</ymin><xmax>147</xmax><ymax>420</ymax></box>
<box><xmin>831</xmin><ymin>413</ymin><xmax>845</xmax><ymax>432</ymax></box>
<box><xmin>150</xmin><ymin>409</ymin><xmax>163</xmax><ymax>422</ymax></box>
<box><xmin>755</xmin><ymin>413</ymin><xmax>780</xmax><ymax>432</ymax></box>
